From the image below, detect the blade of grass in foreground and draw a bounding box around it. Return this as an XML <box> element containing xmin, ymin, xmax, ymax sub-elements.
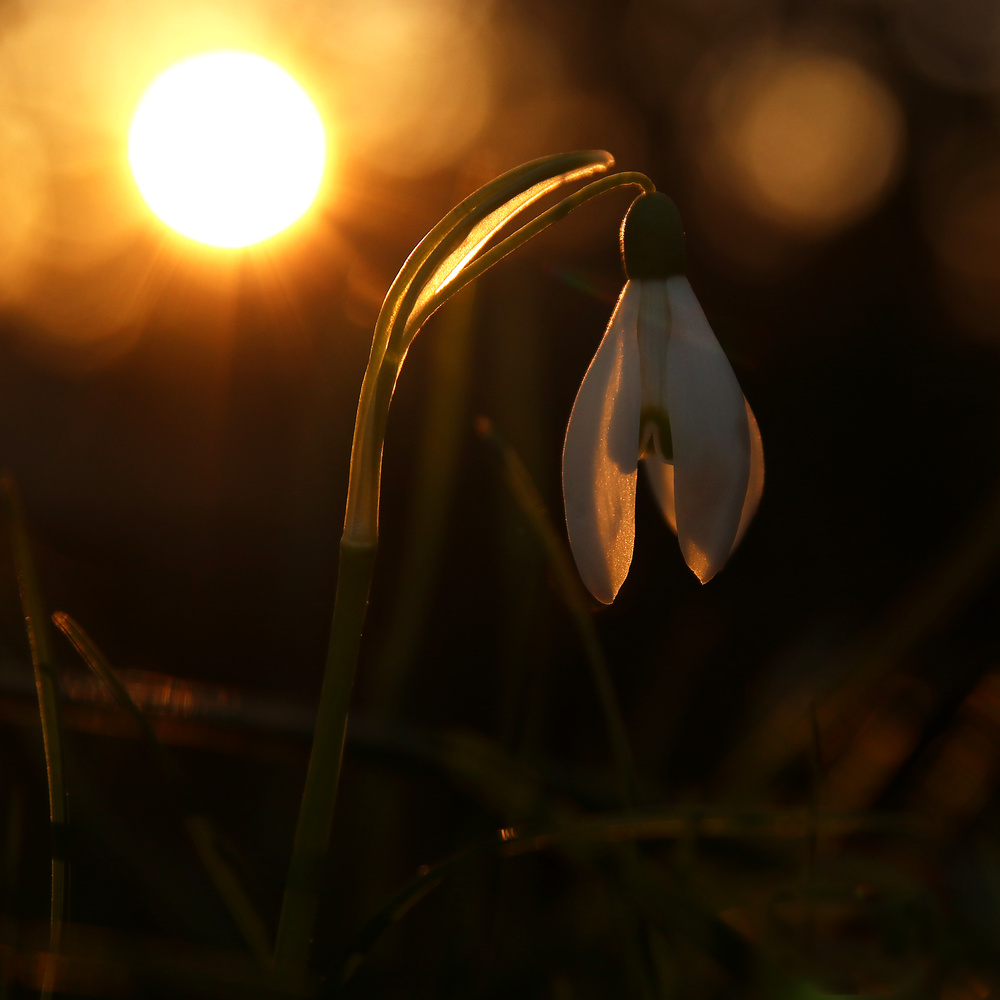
<box><xmin>52</xmin><ymin>612</ymin><xmax>272</xmax><ymax>964</ymax></box>
<box><xmin>475</xmin><ymin>418</ymin><xmax>638</xmax><ymax>806</ymax></box>
<box><xmin>0</xmin><ymin>476</ymin><xmax>66</xmax><ymax>1000</ymax></box>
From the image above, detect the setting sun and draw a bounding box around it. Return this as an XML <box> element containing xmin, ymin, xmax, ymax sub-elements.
<box><xmin>128</xmin><ymin>51</ymin><xmax>327</xmax><ymax>248</ymax></box>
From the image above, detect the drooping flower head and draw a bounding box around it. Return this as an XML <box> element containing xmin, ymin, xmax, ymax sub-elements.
<box><xmin>562</xmin><ymin>192</ymin><xmax>764</xmax><ymax>602</ymax></box>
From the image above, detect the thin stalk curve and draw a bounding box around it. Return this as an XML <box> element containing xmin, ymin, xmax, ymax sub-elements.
<box><xmin>274</xmin><ymin>153</ymin><xmax>654</xmax><ymax>980</ymax></box>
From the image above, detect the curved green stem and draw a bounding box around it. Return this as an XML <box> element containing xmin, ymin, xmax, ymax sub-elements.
<box><xmin>274</xmin><ymin>154</ymin><xmax>649</xmax><ymax>980</ymax></box>
<box><xmin>273</xmin><ymin>539</ymin><xmax>377</xmax><ymax>977</ymax></box>
<box><xmin>403</xmin><ymin>171</ymin><xmax>654</xmax><ymax>346</ymax></box>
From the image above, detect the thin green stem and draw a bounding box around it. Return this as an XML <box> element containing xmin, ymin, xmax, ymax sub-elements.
<box><xmin>0</xmin><ymin>477</ymin><xmax>66</xmax><ymax>1000</ymax></box>
<box><xmin>273</xmin><ymin>539</ymin><xmax>377</xmax><ymax>976</ymax></box>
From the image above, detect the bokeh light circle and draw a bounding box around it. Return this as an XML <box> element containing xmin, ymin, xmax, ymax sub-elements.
<box><xmin>128</xmin><ymin>51</ymin><xmax>326</xmax><ymax>248</ymax></box>
<box><xmin>696</xmin><ymin>47</ymin><xmax>905</xmax><ymax>238</ymax></box>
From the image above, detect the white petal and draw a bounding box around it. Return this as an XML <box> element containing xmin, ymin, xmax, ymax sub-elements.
<box><xmin>562</xmin><ymin>282</ymin><xmax>642</xmax><ymax>603</ymax></box>
<box><xmin>664</xmin><ymin>276</ymin><xmax>751</xmax><ymax>584</ymax></box>
<box><xmin>641</xmin><ymin>453</ymin><xmax>676</xmax><ymax>535</ymax></box>
<box><xmin>731</xmin><ymin>399</ymin><xmax>764</xmax><ymax>554</ymax></box>
<box><xmin>642</xmin><ymin>400</ymin><xmax>762</xmax><ymax>558</ymax></box>
<box><xmin>636</xmin><ymin>280</ymin><xmax>677</xmax><ymax>537</ymax></box>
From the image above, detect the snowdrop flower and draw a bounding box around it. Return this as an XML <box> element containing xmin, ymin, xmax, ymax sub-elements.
<box><xmin>562</xmin><ymin>193</ymin><xmax>764</xmax><ymax>602</ymax></box>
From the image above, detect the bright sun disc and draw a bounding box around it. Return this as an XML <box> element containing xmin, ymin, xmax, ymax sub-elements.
<box><xmin>128</xmin><ymin>51</ymin><xmax>327</xmax><ymax>248</ymax></box>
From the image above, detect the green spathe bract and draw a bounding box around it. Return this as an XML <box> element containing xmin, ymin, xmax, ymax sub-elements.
<box><xmin>621</xmin><ymin>191</ymin><xmax>686</xmax><ymax>279</ymax></box>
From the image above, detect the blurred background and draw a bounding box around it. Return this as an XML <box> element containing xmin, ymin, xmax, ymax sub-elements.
<box><xmin>0</xmin><ymin>0</ymin><xmax>998</xmax><ymax>995</ymax></box>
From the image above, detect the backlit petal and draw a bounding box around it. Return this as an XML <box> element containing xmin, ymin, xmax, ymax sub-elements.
<box><xmin>641</xmin><ymin>454</ymin><xmax>677</xmax><ymax>535</ymax></box>
<box><xmin>731</xmin><ymin>400</ymin><xmax>764</xmax><ymax>554</ymax></box>
<box><xmin>664</xmin><ymin>276</ymin><xmax>751</xmax><ymax>584</ymax></box>
<box><xmin>642</xmin><ymin>404</ymin><xmax>761</xmax><ymax>558</ymax></box>
<box><xmin>562</xmin><ymin>282</ymin><xmax>642</xmax><ymax>603</ymax></box>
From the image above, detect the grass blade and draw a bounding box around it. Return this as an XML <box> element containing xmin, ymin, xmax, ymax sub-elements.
<box><xmin>52</xmin><ymin>612</ymin><xmax>272</xmax><ymax>964</ymax></box>
<box><xmin>0</xmin><ymin>476</ymin><xmax>66</xmax><ymax>999</ymax></box>
<box><xmin>475</xmin><ymin>419</ymin><xmax>639</xmax><ymax>806</ymax></box>
<box><xmin>325</xmin><ymin>849</ymin><xmax>474</xmax><ymax>991</ymax></box>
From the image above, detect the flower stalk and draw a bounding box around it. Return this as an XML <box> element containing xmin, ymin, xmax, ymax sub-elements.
<box><xmin>273</xmin><ymin>151</ymin><xmax>655</xmax><ymax>978</ymax></box>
